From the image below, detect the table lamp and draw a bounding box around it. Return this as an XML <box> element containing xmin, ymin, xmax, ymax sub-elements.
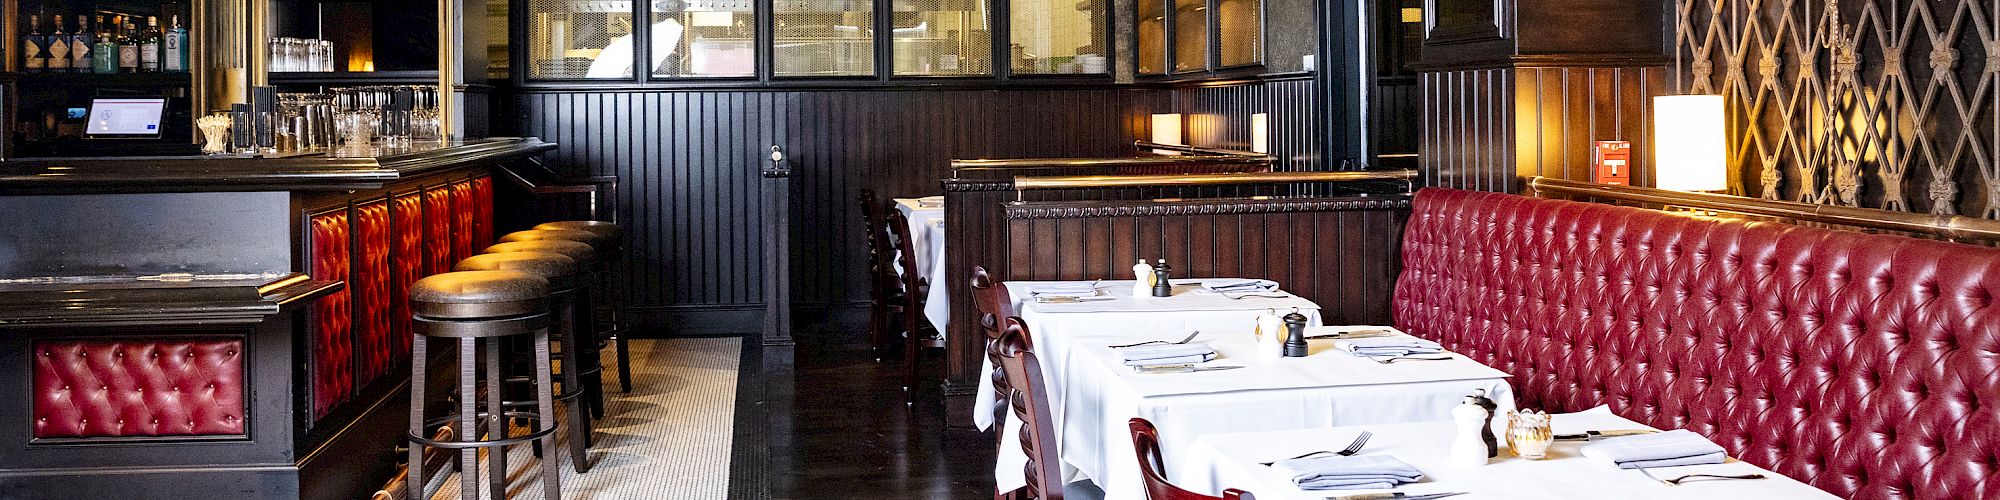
<box><xmin>1652</xmin><ymin>95</ymin><xmax>1727</xmax><ymax>192</ymax></box>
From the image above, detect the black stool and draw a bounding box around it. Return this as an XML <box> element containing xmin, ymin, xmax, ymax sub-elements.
<box><xmin>504</xmin><ymin>228</ymin><xmax>631</xmax><ymax>394</ymax></box>
<box><xmin>407</xmin><ymin>270</ymin><xmax>561</xmax><ymax>500</ymax></box>
<box><xmin>533</xmin><ymin>222</ymin><xmax>628</xmax><ymax>394</ymax></box>
<box><xmin>485</xmin><ymin>239</ymin><xmax>607</xmax><ymax>418</ymax></box>
<box><xmin>456</xmin><ymin>252</ymin><xmax>594</xmax><ymax>472</ymax></box>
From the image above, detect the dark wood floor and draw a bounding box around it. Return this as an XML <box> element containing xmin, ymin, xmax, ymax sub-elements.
<box><xmin>740</xmin><ymin>328</ymin><xmax>996</xmax><ymax>499</ymax></box>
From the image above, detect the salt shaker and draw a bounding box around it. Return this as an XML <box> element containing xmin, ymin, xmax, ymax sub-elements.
<box><xmin>1255</xmin><ymin>309</ymin><xmax>1284</xmax><ymax>359</ymax></box>
<box><xmin>1132</xmin><ymin>259</ymin><xmax>1154</xmax><ymax>297</ymax></box>
<box><xmin>1449</xmin><ymin>394</ymin><xmax>1492</xmax><ymax>467</ymax></box>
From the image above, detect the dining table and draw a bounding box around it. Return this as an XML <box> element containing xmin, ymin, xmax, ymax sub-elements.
<box><xmin>984</xmin><ymin>279</ymin><xmax>1516</xmax><ymax>500</ymax></box>
<box><xmin>1175</xmin><ymin>406</ymin><xmax>1838</xmax><ymax>500</ymax></box>
<box><xmin>891</xmin><ymin>196</ymin><xmax>950</xmax><ymax>332</ymax></box>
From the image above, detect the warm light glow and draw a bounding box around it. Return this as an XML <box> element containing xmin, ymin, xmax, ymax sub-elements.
<box><xmin>692</xmin><ymin>11</ymin><xmax>735</xmax><ymax>27</ymax></box>
<box><xmin>1653</xmin><ymin>95</ymin><xmax>1727</xmax><ymax>192</ymax></box>
<box><xmin>1250</xmin><ymin>113</ymin><xmax>1269</xmax><ymax>154</ymax></box>
<box><xmin>1151</xmin><ymin>113</ymin><xmax>1183</xmax><ymax>154</ymax></box>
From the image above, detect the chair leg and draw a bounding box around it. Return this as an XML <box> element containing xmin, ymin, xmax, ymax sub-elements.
<box><xmin>484</xmin><ymin>338</ymin><xmax>508</xmax><ymax>500</ymax></box>
<box><xmin>533</xmin><ymin>328</ymin><xmax>564</xmax><ymax>499</ymax></box>
<box><xmin>406</xmin><ymin>338</ymin><xmax>428</xmax><ymax>500</ymax></box>
<box><xmin>457</xmin><ymin>338</ymin><xmax>479</xmax><ymax>500</ymax></box>
<box><xmin>557</xmin><ymin>297</ymin><xmax>593</xmax><ymax>473</ymax></box>
<box><xmin>616</xmin><ymin>336</ymin><xmax>632</xmax><ymax>393</ymax></box>
<box><xmin>903</xmin><ymin>305</ymin><xmax>921</xmax><ymax>405</ymax></box>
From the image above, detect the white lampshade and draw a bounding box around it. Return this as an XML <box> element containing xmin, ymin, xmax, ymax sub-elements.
<box><xmin>1250</xmin><ymin>113</ymin><xmax>1269</xmax><ymax>154</ymax></box>
<box><xmin>1652</xmin><ymin>95</ymin><xmax>1727</xmax><ymax>192</ymax></box>
<box><xmin>1151</xmin><ymin>113</ymin><xmax>1183</xmax><ymax>155</ymax></box>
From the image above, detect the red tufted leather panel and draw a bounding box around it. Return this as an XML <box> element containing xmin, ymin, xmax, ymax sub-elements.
<box><xmin>353</xmin><ymin>201</ymin><xmax>394</xmax><ymax>383</ymax></box>
<box><xmin>392</xmin><ymin>193</ymin><xmax>426</xmax><ymax>364</ymax></box>
<box><xmin>1393</xmin><ymin>188</ymin><xmax>2000</xmax><ymax>498</ymax></box>
<box><xmin>424</xmin><ymin>188</ymin><xmax>454</xmax><ymax>276</ymax></box>
<box><xmin>309</xmin><ymin>210</ymin><xmax>353</xmax><ymax>418</ymax></box>
<box><xmin>470</xmin><ymin>176</ymin><xmax>495</xmax><ymax>247</ymax></box>
<box><xmin>450</xmin><ymin>180</ymin><xmax>476</xmax><ymax>263</ymax></box>
<box><xmin>33</xmin><ymin>339</ymin><xmax>246</xmax><ymax>438</ymax></box>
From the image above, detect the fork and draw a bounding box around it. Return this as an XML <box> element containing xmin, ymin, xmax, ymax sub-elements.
<box><xmin>1261</xmin><ymin>431</ymin><xmax>1373</xmax><ymax>465</ymax></box>
<box><xmin>1371</xmin><ymin>355</ymin><xmax>1454</xmax><ymax>364</ymax></box>
<box><xmin>1111</xmin><ymin>331</ymin><xmax>1200</xmax><ymax>349</ymax></box>
<box><xmin>1636</xmin><ymin>467</ymin><xmax>1768</xmax><ymax>485</ymax></box>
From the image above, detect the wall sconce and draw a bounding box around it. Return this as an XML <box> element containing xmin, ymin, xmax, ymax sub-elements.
<box><xmin>1250</xmin><ymin>113</ymin><xmax>1269</xmax><ymax>154</ymax></box>
<box><xmin>1652</xmin><ymin>95</ymin><xmax>1727</xmax><ymax>192</ymax></box>
<box><xmin>1151</xmin><ymin>113</ymin><xmax>1183</xmax><ymax>154</ymax></box>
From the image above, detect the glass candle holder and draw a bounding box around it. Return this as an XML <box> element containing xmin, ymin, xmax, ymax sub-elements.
<box><xmin>1506</xmin><ymin>410</ymin><xmax>1554</xmax><ymax>459</ymax></box>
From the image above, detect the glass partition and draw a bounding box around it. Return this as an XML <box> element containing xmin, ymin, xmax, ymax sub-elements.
<box><xmin>527</xmin><ymin>0</ymin><xmax>637</xmax><ymax>78</ymax></box>
<box><xmin>1215</xmin><ymin>0</ymin><xmax>1257</xmax><ymax>67</ymax></box>
<box><xmin>774</xmin><ymin>0</ymin><xmax>874</xmax><ymax>76</ymax></box>
<box><xmin>1171</xmin><ymin>0</ymin><xmax>1205</xmax><ymax>72</ymax></box>
<box><xmin>1008</xmin><ymin>0</ymin><xmax>1104</xmax><ymax>74</ymax></box>
<box><xmin>1136</xmin><ymin>0</ymin><xmax>1165</xmax><ymax>74</ymax></box>
<box><xmin>653</xmin><ymin>0</ymin><xmax>756</xmax><ymax>77</ymax></box>
<box><xmin>893</xmin><ymin>0</ymin><xmax>990</xmax><ymax>75</ymax></box>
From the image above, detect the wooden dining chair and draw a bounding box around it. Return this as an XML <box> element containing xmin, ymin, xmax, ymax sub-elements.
<box><xmin>887</xmin><ymin>209</ymin><xmax>944</xmax><ymax>403</ymax></box>
<box><xmin>996</xmin><ymin>317</ymin><xmax>1064</xmax><ymax>500</ymax></box>
<box><xmin>1129</xmin><ymin>418</ymin><xmax>1256</xmax><ymax>500</ymax></box>
<box><xmin>856</xmin><ymin>189</ymin><xmax>900</xmax><ymax>362</ymax></box>
<box><xmin>971</xmin><ymin>266</ymin><xmax>1015</xmax><ymax>439</ymax></box>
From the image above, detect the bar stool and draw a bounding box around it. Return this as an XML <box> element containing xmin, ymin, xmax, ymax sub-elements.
<box><xmin>485</xmin><ymin>239</ymin><xmax>607</xmax><ymax>419</ymax></box>
<box><xmin>406</xmin><ymin>270</ymin><xmax>561</xmax><ymax>500</ymax></box>
<box><xmin>455</xmin><ymin>252</ymin><xmax>593</xmax><ymax>473</ymax></box>
<box><xmin>533</xmin><ymin>221</ymin><xmax>628</xmax><ymax>394</ymax></box>
<box><xmin>503</xmin><ymin>227</ymin><xmax>632</xmax><ymax>394</ymax></box>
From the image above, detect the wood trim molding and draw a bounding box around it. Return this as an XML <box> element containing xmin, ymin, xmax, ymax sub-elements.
<box><xmin>1004</xmin><ymin>196</ymin><xmax>1413</xmax><ymax>220</ymax></box>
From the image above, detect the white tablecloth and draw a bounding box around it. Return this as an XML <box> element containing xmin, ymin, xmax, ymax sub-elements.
<box><xmin>981</xmin><ymin>280</ymin><xmax>1517</xmax><ymax>500</ymax></box>
<box><xmin>1178</xmin><ymin>408</ymin><xmax>1836</xmax><ymax>500</ymax></box>
<box><xmin>892</xmin><ymin>197</ymin><xmax>949</xmax><ymax>332</ymax></box>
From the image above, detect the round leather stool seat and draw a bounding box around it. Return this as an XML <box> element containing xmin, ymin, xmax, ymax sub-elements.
<box><xmin>533</xmin><ymin>221</ymin><xmax>621</xmax><ymax>240</ymax></box>
<box><xmin>499</xmin><ymin>229</ymin><xmax>606</xmax><ymax>249</ymax></box>
<box><xmin>485</xmin><ymin>240</ymin><xmax>596</xmax><ymax>264</ymax></box>
<box><xmin>456</xmin><ymin>252</ymin><xmax>579</xmax><ymax>289</ymax></box>
<box><xmin>410</xmin><ymin>270</ymin><xmax>551</xmax><ymax>319</ymax></box>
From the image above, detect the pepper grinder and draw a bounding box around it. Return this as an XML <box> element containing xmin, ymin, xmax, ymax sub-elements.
<box><xmin>1282</xmin><ymin>307</ymin><xmax>1309</xmax><ymax>357</ymax></box>
<box><xmin>1469</xmin><ymin>388</ymin><xmax>1499</xmax><ymax>457</ymax></box>
<box><xmin>1151</xmin><ymin>260</ymin><xmax>1174</xmax><ymax>297</ymax></box>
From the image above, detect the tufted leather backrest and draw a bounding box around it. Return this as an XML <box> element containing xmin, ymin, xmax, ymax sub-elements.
<box><xmin>1393</xmin><ymin>188</ymin><xmax>2000</xmax><ymax>499</ymax></box>
<box><xmin>33</xmin><ymin>339</ymin><xmax>246</xmax><ymax>438</ymax></box>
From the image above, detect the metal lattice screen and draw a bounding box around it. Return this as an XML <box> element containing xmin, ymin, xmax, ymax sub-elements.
<box><xmin>1676</xmin><ymin>0</ymin><xmax>1999</xmax><ymax>216</ymax></box>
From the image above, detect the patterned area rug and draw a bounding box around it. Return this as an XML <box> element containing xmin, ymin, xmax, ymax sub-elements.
<box><xmin>427</xmin><ymin>337</ymin><xmax>741</xmax><ymax>500</ymax></box>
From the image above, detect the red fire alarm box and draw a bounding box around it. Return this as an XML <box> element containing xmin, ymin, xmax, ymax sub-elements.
<box><xmin>1594</xmin><ymin>140</ymin><xmax>1631</xmax><ymax>185</ymax></box>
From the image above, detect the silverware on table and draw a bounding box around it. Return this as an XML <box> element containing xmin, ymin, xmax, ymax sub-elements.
<box><xmin>1110</xmin><ymin>330</ymin><xmax>1201</xmax><ymax>349</ymax></box>
<box><xmin>1261</xmin><ymin>431</ymin><xmax>1373</xmax><ymax>465</ymax></box>
<box><xmin>1370</xmin><ymin>355</ymin><xmax>1455</xmax><ymax>364</ymax></box>
<box><xmin>1035</xmin><ymin>295</ymin><xmax>1116</xmax><ymax>304</ymax></box>
<box><xmin>1131</xmin><ymin>364</ymin><xmax>1244</xmax><ymax>374</ymax></box>
<box><xmin>1553</xmin><ymin>429</ymin><xmax>1660</xmax><ymax>441</ymax></box>
<box><xmin>1636</xmin><ymin>467</ymin><xmax>1768</xmax><ymax>486</ymax></box>
<box><xmin>1305</xmin><ymin>329</ymin><xmax>1395</xmax><ymax>340</ymax></box>
<box><xmin>1324</xmin><ymin>493</ymin><xmax>1467</xmax><ymax>500</ymax></box>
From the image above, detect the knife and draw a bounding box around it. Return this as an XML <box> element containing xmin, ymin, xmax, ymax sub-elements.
<box><xmin>1034</xmin><ymin>295</ymin><xmax>1117</xmax><ymax>303</ymax></box>
<box><xmin>1325</xmin><ymin>492</ymin><xmax>1467</xmax><ymax>500</ymax></box>
<box><xmin>1305</xmin><ymin>329</ymin><xmax>1395</xmax><ymax>340</ymax></box>
<box><xmin>1553</xmin><ymin>429</ymin><xmax>1659</xmax><ymax>441</ymax></box>
<box><xmin>1132</xmin><ymin>364</ymin><xmax>1245</xmax><ymax>374</ymax></box>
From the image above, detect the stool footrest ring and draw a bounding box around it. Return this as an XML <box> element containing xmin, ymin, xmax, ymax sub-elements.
<box><xmin>410</xmin><ymin>411</ymin><xmax>558</xmax><ymax>449</ymax></box>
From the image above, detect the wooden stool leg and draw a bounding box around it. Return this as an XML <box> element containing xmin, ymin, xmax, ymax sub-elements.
<box><xmin>407</xmin><ymin>337</ymin><xmax>428</xmax><ymax>500</ymax></box>
<box><xmin>458</xmin><ymin>338</ymin><xmax>479</xmax><ymax>500</ymax></box>
<box><xmin>557</xmin><ymin>295</ymin><xmax>593</xmax><ymax>472</ymax></box>
<box><xmin>532</xmin><ymin>328</ymin><xmax>563</xmax><ymax>498</ymax></box>
<box><xmin>615</xmin><ymin>337</ymin><xmax>632</xmax><ymax>393</ymax></box>
<box><xmin>485</xmin><ymin>338</ymin><xmax>508</xmax><ymax>500</ymax></box>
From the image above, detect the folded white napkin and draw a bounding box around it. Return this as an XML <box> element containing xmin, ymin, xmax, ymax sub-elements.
<box><xmin>1273</xmin><ymin>454</ymin><xmax>1425</xmax><ymax>491</ymax></box>
<box><xmin>1334</xmin><ymin>337</ymin><xmax>1444</xmax><ymax>357</ymax></box>
<box><xmin>1030</xmin><ymin>282</ymin><xmax>1100</xmax><ymax>298</ymax></box>
<box><xmin>917</xmin><ymin>195</ymin><xmax>944</xmax><ymax>207</ymax></box>
<box><xmin>1117</xmin><ymin>343</ymin><xmax>1218</xmax><ymax>366</ymax></box>
<box><xmin>1579</xmin><ymin>429</ymin><xmax>1727</xmax><ymax>469</ymax></box>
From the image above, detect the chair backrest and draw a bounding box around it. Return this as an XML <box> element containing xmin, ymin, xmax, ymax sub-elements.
<box><xmin>971</xmin><ymin>266</ymin><xmax>1015</xmax><ymax>435</ymax></box>
<box><xmin>1128</xmin><ymin>418</ymin><xmax>1256</xmax><ymax>500</ymax></box>
<box><xmin>886</xmin><ymin>209</ymin><xmax>925</xmax><ymax>292</ymax></box>
<box><xmin>857</xmin><ymin>189</ymin><xmax>892</xmax><ymax>295</ymax></box>
<box><xmin>995</xmin><ymin>317</ymin><xmax>1063</xmax><ymax>500</ymax></box>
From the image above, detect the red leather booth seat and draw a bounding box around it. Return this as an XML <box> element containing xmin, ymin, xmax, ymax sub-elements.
<box><xmin>1393</xmin><ymin>188</ymin><xmax>2000</xmax><ymax>498</ymax></box>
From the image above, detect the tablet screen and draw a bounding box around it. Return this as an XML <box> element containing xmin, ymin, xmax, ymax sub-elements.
<box><xmin>85</xmin><ymin>98</ymin><xmax>167</xmax><ymax>137</ymax></box>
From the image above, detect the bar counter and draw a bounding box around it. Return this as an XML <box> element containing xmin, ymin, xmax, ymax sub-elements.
<box><xmin>0</xmin><ymin>138</ymin><xmax>555</xmax><ymax>500</ymax></box>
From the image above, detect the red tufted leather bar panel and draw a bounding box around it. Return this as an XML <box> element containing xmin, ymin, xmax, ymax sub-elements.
<box><xmin>424</xmin><ymin>187</ymin><xmax>454</xmax><ymax>276</ymax></box>
<box><xmin>353</xmin><ymin>201</ymin><xmax>394</xmax><ymax>384</ymax></box>
<box><xmin>308</xmin><ymin>210</ymin><xmax>353</xmax><ymax>418</ymax></box>
<box><xmin>1393</xmin><ymin>188</ymin><xmax>2000</xmax><ymax>498</ymax></box>
<box><xmin>470</xmin><ymin>176</ymin><xmax>494</xmax><ymax>247</ymax></box>
<box><xmin>392</xmin><ymin>193</ymin><xmax>425</xmax><ymax>365</ymax></box>
<box><xmin>450</xmin><ymin>180</ymin><xmax>476</xmax><ymax>263</ymax></box>
<box><xmin>32</xmin><ymin>339</ymin><xmax>246</xmax><ymax>438</ymax></box>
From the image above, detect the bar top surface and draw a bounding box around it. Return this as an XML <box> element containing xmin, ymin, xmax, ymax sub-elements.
<box><xmin>0</xmin><ymin>137</ymin><xmax>555</xmax><ymax>194</ymax></box>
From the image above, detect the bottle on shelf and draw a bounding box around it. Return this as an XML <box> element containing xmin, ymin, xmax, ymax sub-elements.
<box><xmin>46</xmin><ymin>15</ymin><xmax>69</xmax><ymax>72</ymax></box>
<box><xmin>22</xmin><ymin>14</ymin><xmax>46</xmax><ymax>72</ymax></box>
<box><xmin>138</xmin><ymin>16</ymin><xmax>160</xmax><ymax>72</ymax></box>
<box><xmin>70</xmin><ymin>15</ymin><xmax>92</xmax><ymax>73</ymax></box>
<box><xmin>164</xmin><ymin>15</ymin><xmax>186</xmax><ymax>72</ymax></box>
<box><xmin>91</xmin><ymin>15</ymin><xmax>117</xmax><ymax>74</ymax></box>
<box><xmin>117</xmin><ymin>20</ymin><xmax>138</xmax><ymax>73</ymax></box>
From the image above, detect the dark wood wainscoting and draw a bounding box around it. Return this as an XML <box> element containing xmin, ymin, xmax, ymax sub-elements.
<box><xmin>1419</xmin><ymin>62</ymin><xmax>1668</xmax><ymax>194</ymax></box>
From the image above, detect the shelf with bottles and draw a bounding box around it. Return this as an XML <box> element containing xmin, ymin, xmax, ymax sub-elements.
<box><xmin>8</xmin><ymin>68</ymin><xmax>189</xmax><ymax>86</ymax></box>
<box><xmin>15</xmin><ymin>4</ymin><xmax>192</xmax><ymax>76</ymax></box>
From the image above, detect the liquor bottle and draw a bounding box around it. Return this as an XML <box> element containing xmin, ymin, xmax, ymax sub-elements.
<box><xmin>138</xmin><ymin>16</ymin><xmax>160</xmax><ymax>72</ymax></box>
<box><xmin>118</xmin><ymin>21</ymin><xmax>138</xmax><ymax>73</ymax></box>
<box><xmin>22</xmin><ymin>14</ymin><xmax>46</xmax><ymax>72</ymax></box>
<box><xmin>91</xmin><ymin>16</ymin><xmax>117</xmax><ymax>74</ymax></box>
<box><xmin>46</xmin><ymin>15</ymin><xmax>69</xmax><ymax>71</ymax></box>
<box><xmin>163</xmin><ymin>15</ymin><xmax>186</xmax><ymax>72</ymax></box>
<box><xmin>70</xmin><ymin>15</ymin><xmax>92</xmax><ymax>73</ymax></box>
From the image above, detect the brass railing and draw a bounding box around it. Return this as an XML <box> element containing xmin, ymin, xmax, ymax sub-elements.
<box><xmin>1008</xmin><ymin>169</ymin><xmax>1419</xmax><ymax>202</ymax></box>
<box><xmin>947</xmin><ymin>141</ymin><xmax>1273</xmax><ymax>178</ymax></box>
<box><xmin>1528</xmin><ymin>176</ymin><xmax>2000</xmax><ymax>242</ymax></box>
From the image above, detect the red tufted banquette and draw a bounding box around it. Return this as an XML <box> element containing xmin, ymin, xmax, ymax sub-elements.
<box><xmin>32</xmin><ymin>339</ymin><xmax>246</xmax><ymax>438</ymax></box>
<box><xmin>1393</xmin><ymin>188</ymin><xmax>2000</xmax><ymax>498</ymax></box>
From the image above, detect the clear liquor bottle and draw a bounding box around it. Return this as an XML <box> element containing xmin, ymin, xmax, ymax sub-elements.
<box><xmin>163</xmin><ymin>15</ymin><xmax>186</xmax><ymax>72</ymax></box>
<box><xmin>138</xmin><ymin>16</ymin><xmax>160</xmax><ymax>72</ymax></box>
<box><xmin>91</xmin><ymin>15</ymin><xmax>117</xmax><ymax>74</ymax></box>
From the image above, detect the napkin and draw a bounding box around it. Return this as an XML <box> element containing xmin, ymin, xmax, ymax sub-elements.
<box><xmin>1030</xmin><ymin>282</ymin><xmax>1101</xmax><ymax>298</ymax></box>
<box><xmin>1579</xmin><ymin>429</ymin><xmax>1727</xmax><ymax>469</ymax></box>
<box><xmin>1117</xmin><ymin>343</ymin><xmax>1218</xmax><ymax>366</ymax></box>
<box><xmin>1334</xmin><ymin>337</ymin><xmax>1445</xmax><ymax>357</ymax></box>
<box><xmin>918</xmin><ymin>196</ymin><xmax>944</xmax><ymax>207</ymax></box>
<box><xmin>1272</xmin><ymin>454</ymin><xmax>1425</xmax><ymax>491</ymax></box>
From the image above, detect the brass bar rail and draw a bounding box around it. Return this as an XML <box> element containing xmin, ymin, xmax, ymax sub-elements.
<box><xmin>949</xmin><ymin>155</ymin><xmax>1273</xmax><ymax>179</ymax></box>
<box><xmin>1528</xmin><ymin>176</ymin><xmax>2000</xmax><ymax>242</ymax></box>
<box><xmin>1014</xmin><ymin>170</ymin><xmax>1419</xmax><ymax>190</ymax></box>
<box><xmin>1132</xmin><ymin>141</ymin><xmax>1268</xmax><ymax>157</ymax></box>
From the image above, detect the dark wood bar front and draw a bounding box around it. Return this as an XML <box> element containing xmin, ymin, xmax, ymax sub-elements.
<box><xmin>0</xmin><ymin>138</ymin><xmax>553</xmax><ymax>500</ymax></box>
